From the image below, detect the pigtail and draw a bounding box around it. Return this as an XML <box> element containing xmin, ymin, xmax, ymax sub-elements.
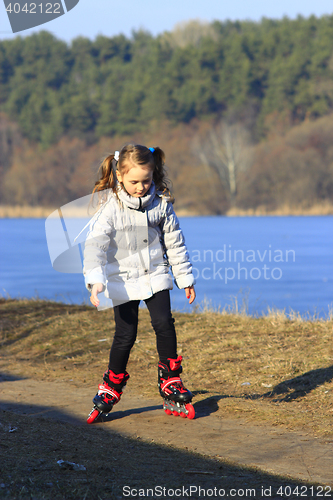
<box><xmin>93</xmin><ymin>154</ymin><xmax>117</xmax><ymax>194</ymax></box>
<box><xmin>90</xmin><ymin>154</ymin><xmax>118</xmax><ymax>208</ymax></box>
<box><xmin>150</xmin><ymin>147</ymin><xmax>174</xmax><ymax>202</ymax></box>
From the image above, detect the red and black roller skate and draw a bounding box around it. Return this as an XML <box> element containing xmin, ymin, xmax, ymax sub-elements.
<box><xmin>158</xmin><ymin>356</ymin><xmax>195</xmax><ymax>419</ymax></box>
<box><xmin>87</xmin><ymin>369</ymin><xmax>129</xmax><ymax>424</ymax></box>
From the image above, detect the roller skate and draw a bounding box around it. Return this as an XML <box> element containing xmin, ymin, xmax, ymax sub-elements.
<box><xmin>87</xmin><ymin>369</ymin><xmax>129</xmax><ymax>424</ymax></box>
<box><xmin>158</xmin><ymin>356</ymin><xmax>195</xmax><ymax>419</ymax></box>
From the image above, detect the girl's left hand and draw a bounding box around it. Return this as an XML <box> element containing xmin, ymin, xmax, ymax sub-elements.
<box><xmin>185</xmin><ymin>285</ymin><xmax>196</xmax><ymax>304</ymax></box>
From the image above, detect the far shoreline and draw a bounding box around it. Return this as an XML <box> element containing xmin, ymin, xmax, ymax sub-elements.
<box><xmin>0</xmin><ymin>203</ymin><xmax>333</xmax><ymax>218</ymax></box>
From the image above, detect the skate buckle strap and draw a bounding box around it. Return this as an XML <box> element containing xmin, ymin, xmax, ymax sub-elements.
<box><xmin>98</xmin><ymin>384</ymin><xmax>121</xmax><ymax>403</ymax></box>
<box><xmin>105</xmin><ymin>370</ymin><xmax>129</xmax><ymax>385</ymax></box>
<box><xmin>161</xmin><ymin>377</ymin><xmax>182</xmax><ymax>392</ymax></box>
<box><xmin>168</xmin><ymin>356</ymin><xmax>182</xmax><ymax>371</ymax></box>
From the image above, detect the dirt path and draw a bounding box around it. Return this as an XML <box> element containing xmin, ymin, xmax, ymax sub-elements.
<box><xmin>0</xmin><ymin>375</ymin><xmax>332</xmax><ymax>487</ymax></box>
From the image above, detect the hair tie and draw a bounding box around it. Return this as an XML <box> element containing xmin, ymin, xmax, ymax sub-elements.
<box><xmin>148</xmin><ymin>147</ymin><xmax>155</xmax><ymax>153</ymax></box>
<box><xmin>114</xmin><ymin>151</ymin><xmax>120</xmax><ymax>162</ymax></box>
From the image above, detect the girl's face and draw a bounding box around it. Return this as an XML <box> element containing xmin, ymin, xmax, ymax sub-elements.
<box><xmin>116</xmin><ymin>164</ymin><xmax>153</xmax><ymax>198</ymax></box>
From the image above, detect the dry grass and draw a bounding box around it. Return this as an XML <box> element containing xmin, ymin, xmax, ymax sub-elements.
<box><xmin>0</xmin><ymin>205</ymin><xmax>56</xmax><ymax>218</ymax></box>
<box><xmin>226</xmin><ymin>201</ymin><xmax>333</xmax><ymax>216</ymax></box>
<box><xmin>1</xmin><ymin>299</ymin><xmax>332</xmax><ymax>441</ymax></box>
<box><xmin>1</xmin><ymin>202</ymin><xmax>333</xmax><ymax>218</ymax></box>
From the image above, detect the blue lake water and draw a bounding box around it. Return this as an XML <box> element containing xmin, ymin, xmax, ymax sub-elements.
<box><xmin>0</xmin><ymin>216</ymin><xmax>332</xmax><ymax>318</ymax></box>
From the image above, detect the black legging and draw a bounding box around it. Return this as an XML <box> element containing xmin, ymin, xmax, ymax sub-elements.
<box><xmin>109</xmin><ymin>289</ymin><xmax>177</xmax><ymax>374</ymax></box>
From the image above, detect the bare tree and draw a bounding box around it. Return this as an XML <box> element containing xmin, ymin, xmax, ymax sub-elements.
<box><xmin>160</xmin><ymin>20</ymin><xmax>218</xmax><ymax>49</ymax></box>
<box><xmin>193</xmin><ymin>121</ymin><xmax>253</xmax><ymax>202</ymax></box>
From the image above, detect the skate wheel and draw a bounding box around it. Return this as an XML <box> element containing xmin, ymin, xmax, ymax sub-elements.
<box><xmin>87</xmin><ymin>408</ymin><xmax>100</xmax><ymax>424</ymax></box>
<box><xmin>164</xmin><ymin>408</ymin><xmax>172</xmax><ymax>415</ymax></box>
<box><xmin>180</xmin><ymin>412</ymin><xmax>187</xmax><ymax>418</ymax></box>
<box><xmin>185</xmin><ymin>403</ymin><xmax>195</xmax><ymax>420</ymax></box>
<box><xmin>172</xmin><ymin>410</ymin><xmax>179</xmax><ymax>416</ymax></box>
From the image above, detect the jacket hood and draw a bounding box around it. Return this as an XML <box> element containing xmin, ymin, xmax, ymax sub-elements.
<box><xmin>117</xmin><ymin>181</ymin><xmax>156</xmax><ymax>210</ymax></box>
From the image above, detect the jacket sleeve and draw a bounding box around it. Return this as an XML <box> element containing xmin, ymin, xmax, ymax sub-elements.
<box><xmin>160</xmin><ymin>202</ymin><xmax>195</xmax><ymax>289</ymax></box>
<box><xmin>83</xmin><ymin>204</ymin><xmax>113</xmax><ymax>291</ymax></box>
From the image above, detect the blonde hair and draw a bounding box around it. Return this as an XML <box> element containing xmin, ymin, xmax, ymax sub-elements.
<box><xmin>93</xmin><ymin>144</ymin><xmax>174</xmax><ymax>201</ymax></box>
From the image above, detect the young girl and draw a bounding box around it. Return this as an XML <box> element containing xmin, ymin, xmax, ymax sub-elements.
<box><xmin>84</xmin><ymin>144</ymin><xmax>196</xmax><ymax>423</ymax></box>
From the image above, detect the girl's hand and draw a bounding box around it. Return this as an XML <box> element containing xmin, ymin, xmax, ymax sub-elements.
<box><xmin>185</xmin><ymin>285</ymin><xmax>196</xmax><ymax>304</ymax></box>
<box><xmin>90</xmin><ymin>283</ymin><xmax>104</xmax><ymax>307</ymax></box>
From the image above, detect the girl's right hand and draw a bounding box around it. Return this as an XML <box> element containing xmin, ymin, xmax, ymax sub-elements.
<box><xmin>90</xmin><ymin>283</ymin><xmax>104</xmax><ymax>307</ymax></box>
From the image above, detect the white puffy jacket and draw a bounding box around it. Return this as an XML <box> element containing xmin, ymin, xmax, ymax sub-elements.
<box><xmin>83</xmin><ymin>183</ymin><xmax>195</xmax><ymax>306</ymax></box>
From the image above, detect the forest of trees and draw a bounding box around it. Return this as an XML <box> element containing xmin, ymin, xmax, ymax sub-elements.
<box><xmin>1</xmin><ymin>15</ymin><xmax>333</xmax><ymax>213</ymax></box>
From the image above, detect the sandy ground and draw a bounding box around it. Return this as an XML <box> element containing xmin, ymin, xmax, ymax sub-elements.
<box><xmin>0</xmin><ymin>374</ymin><xmax>332</xmax><ymax>487</ymax></box>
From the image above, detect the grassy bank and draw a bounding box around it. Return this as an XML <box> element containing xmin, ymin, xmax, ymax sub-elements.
<box><xmin>0</xmin><ymin>205</ymin><xmax>199</xmax><ymax>218</ymax></box>
<box><xmin>1</xmin><ymin>203</ymin><xmax>333</xmax><ymax>218</ymax></box>
<box><xmin>1</xmin><ymin>299</ymin><xmax>332</xmax><ymax>440</ymax></box>
<box><xmin>226</xmin><ymin>201</ymin><xmax>333</xmax><ymax>216</ymax></box>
